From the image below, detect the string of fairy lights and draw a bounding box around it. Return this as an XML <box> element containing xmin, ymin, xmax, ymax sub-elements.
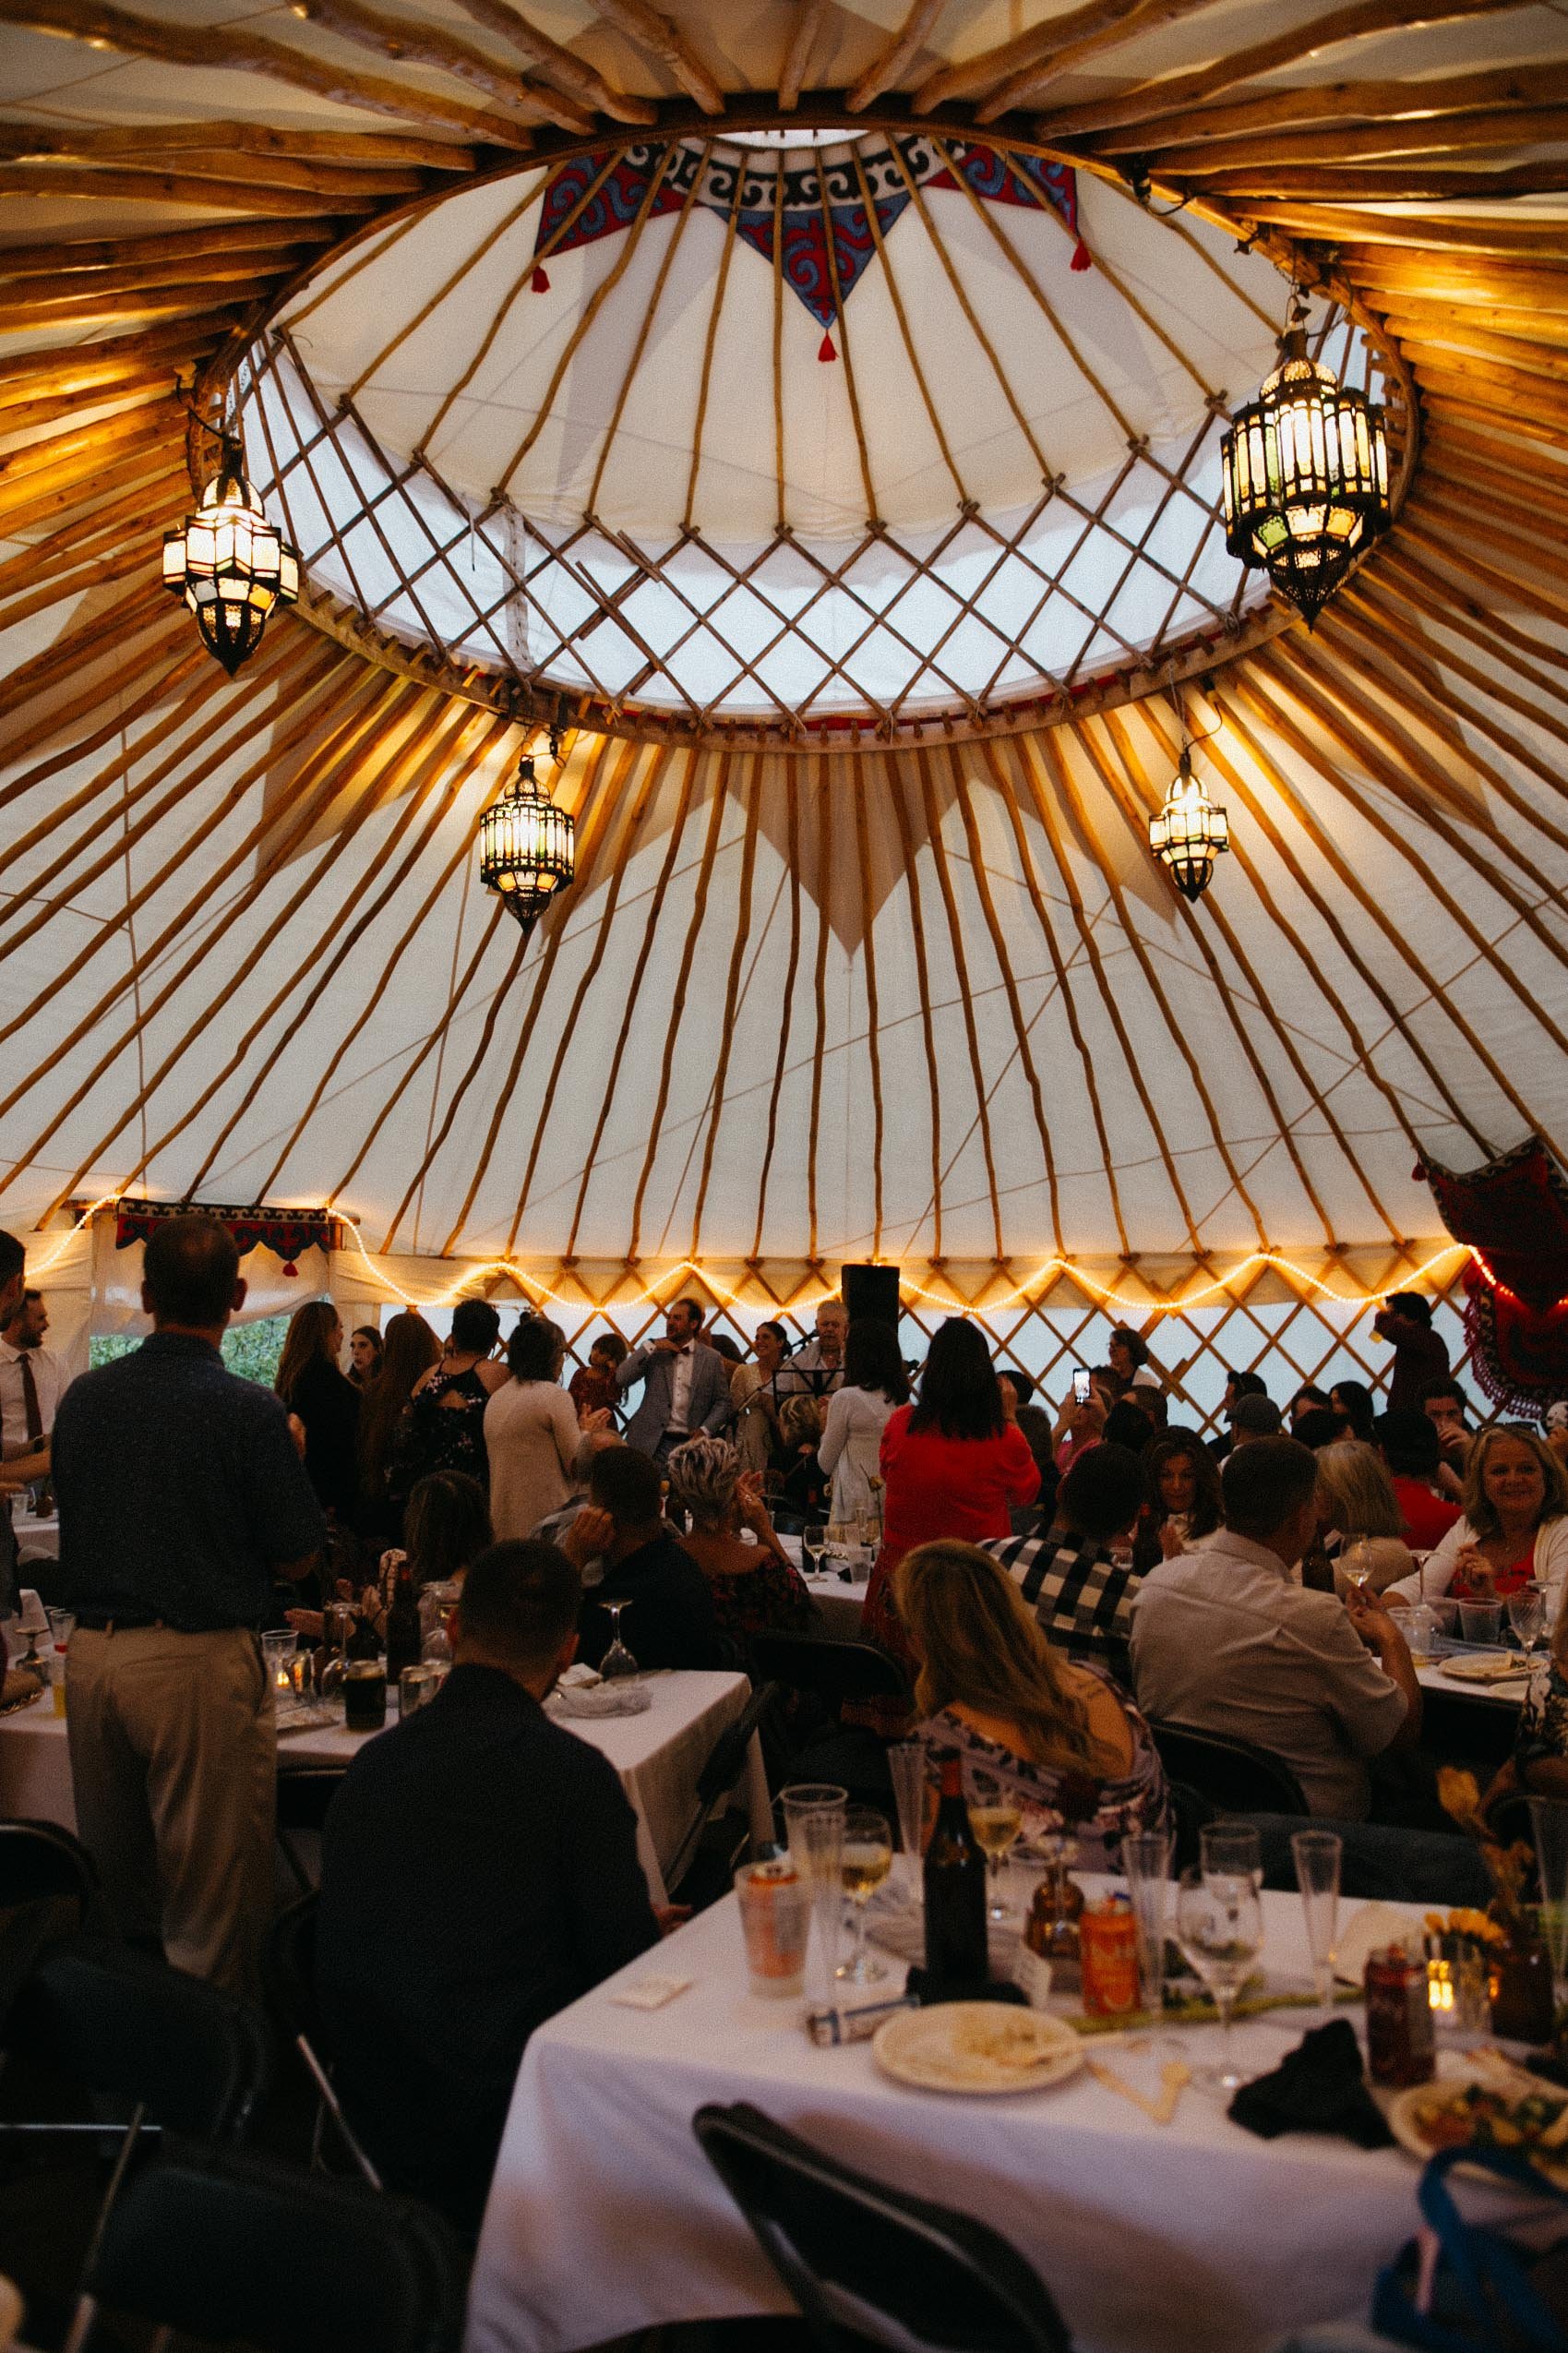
<box><xmin>25</xmin><ymin>1194</ymin><xmax>1472</xmax><ymax>1324</ymax></box>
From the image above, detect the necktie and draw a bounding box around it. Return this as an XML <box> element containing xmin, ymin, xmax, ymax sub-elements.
<box><xmin>18</xmin><ymin>1354</ymin><xmax>42</xmax><ymax>1445</ymax></box>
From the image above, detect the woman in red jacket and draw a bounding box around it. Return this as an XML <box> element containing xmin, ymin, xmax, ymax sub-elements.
<box><xmin>857</xmin><ymin>1319</ymin><xmax>1040</xmax><ymax>1726</ymax></box>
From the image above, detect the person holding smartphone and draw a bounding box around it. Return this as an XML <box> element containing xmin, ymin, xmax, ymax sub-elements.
<box><xmin>1050</xmin><ymin>1366</ymin><xmax>1109</xmax><ymax>1475</ymax></box>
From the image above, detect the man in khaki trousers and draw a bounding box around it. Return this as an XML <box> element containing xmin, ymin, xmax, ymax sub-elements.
<box><xmin>53</xmin><ymin>1215</ymin><xmax>325</xmax><ymax>1996</ymax></box>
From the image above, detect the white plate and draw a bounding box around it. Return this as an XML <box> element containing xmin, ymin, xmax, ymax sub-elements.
<box><xmin>1387</xmin><ymin>2068</ymin><xmax>1568</xmax><ymax>2187</ymax></box>
<box><xmin>872</xmin><ymin>2001</ymin><xmax>1083</xmax><ymax>2095</ymax></box>
<box><xmin>1440</xmin><ymin>1652</ymin><xmax>1526</xmax><ymax>1686</ymax></box>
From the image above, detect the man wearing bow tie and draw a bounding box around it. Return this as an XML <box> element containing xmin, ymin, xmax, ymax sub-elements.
<box><xmin>615</xmin><ymin>1299</ymin><xmax>735</xmax><ymax>1461</ymax></box>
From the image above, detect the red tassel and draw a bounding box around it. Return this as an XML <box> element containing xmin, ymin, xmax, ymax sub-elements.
<box><xmin>1070</xmin><ymin>239</ymin><xmax>1091</xmax><ymax>272</ymax></box>
<box><xmin>281</xmin><ymin>1259</ymin><xmax>298</xmax><ymax>1278</ymax></box>
<box><xmin>531</xmin><ymin>264</ymin><xmax>550</xmax><ymax>293</ymax></box>
<box><xmin>818</xmin><ymin>330</ymin><xmax>837</xmax><ymax>362</ymax></box>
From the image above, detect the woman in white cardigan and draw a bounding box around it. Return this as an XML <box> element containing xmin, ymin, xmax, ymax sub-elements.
<box><xmin>1386</xmin><ymin>1425</ymin><xmax>1568</xmax><ymax>1613</ymax></box>
<box><xmin>485</xmin><ymin>1317</ymin><xmax>604</xmax><ymax>1542</ymax></box>
<box><xmin>819</xmin><ymin>1316</ymin><xmax>909</xmax><ymax>1530</ymax></box>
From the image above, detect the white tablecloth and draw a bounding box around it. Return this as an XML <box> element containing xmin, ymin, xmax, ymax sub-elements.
<box><xmin>0</xmin><ymin>1669</ymin><xmax>769</xmax><ymax>1909</ymax></box>
<box><xmin>11</xmin><ymin>1515</ymin><xmax>58</xmax><ymax>1561</ymax></box>
<box><xmin>467</xmin><ymin>1877</ymin><xmax>1524</xmax><ymax>2353</ymax></box>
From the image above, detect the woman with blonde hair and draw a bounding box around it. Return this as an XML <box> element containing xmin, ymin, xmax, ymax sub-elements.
<box><xmin>275</xmin><ymin>1298</ymin><xmax>360</xmax><ymax>1524</ymax></box>
<box><xmin>666</xmin><ymin>1435</ymin><xmax>814</xmax><ymax>1663</ymax></box>
<box><xmin>1390</xmin><ymin>1424</ymin><xmax>1568</xmax><ymax>1607</ymax></box>
<box><xmin>896</xmin><ymin>1539</ymin><xmax>1167</xmax><ymax>1871</ymax></box>
<box><xmin>1313</xmin><ymin>1441</ymin><xmax>1415</xmax><ymax>1596</ymax></box>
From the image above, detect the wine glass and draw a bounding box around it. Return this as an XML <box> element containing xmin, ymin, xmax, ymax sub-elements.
<box><xmin>801</xmin><ymin>1522</ymin><xmax>827</xmax><ymax>1578</ymax></box>
<box><xmin>598</xmin><ymin>1600</ymin><xmax>640</xmax><ymax>1680</ymax></box>
<box><xmin>1175</xmin><ymin>1864</ymin><xmax>1263</xmax><ymax>2095</ymax></box>
<box><xmin>1509</xmin><ymin>1583</ymin><xmax>1548</xmax><ymax>1670</ymax></box>
<box><xmin>318</xmin><ymin>1602</ymin><xmax>354</xmax><ymax>1698</ymax></box>
<box><xmin>966</xmin><ymin>1771</ymin><xmax>1023</xmax><ymax>1923</ymax></box>
<box><xmin>837</xmin><ymin>1808</ymin><xmax>893</xmax><ymax>1985</ymax></box>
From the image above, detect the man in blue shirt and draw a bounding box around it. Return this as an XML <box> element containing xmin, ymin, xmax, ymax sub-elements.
<box><xmin>53</xmin><ymin>1214</ymin><xmax>324</xmax><ymax>1995</ymax></box>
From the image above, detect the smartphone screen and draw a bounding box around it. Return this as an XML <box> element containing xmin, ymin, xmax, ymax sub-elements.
<box><xmin>1072</xmin><ymin>1368</ymin><xmax>1092</xmax><ymax>1405</ymax></box>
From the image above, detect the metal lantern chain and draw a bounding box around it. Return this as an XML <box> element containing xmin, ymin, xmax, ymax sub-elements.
<box><xmin>479</xmin><ymin>750</ymin><xmax>576</xmax><ymax>938</ymax></box>
<box><xmin>1149</xmin><ymin>746</ymin><xmax>1229</xmax><ymax>903</ymax></box>
<box><xmin>162</xmin><ymin>429</ymin><xmax>300</xmax><ymax>676</ymax></box>
<box><xmin>1220</xmin><ymin>288</ymin><xmax>1391</xmax><ymax>628</ymax></box>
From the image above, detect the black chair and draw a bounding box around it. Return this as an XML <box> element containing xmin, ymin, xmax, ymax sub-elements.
<box><xmin>61</xmin><ymin>2137</ymin><xmax>465</xmax><ymax>2353</ymax></box>
<box><xmin>0</xmin><ymin>1819</ymin><xmax>99</xmax><ymax>1924</ymax></box>
<box><xmin>694</xmin><ymin>2100</ymin><xmax>1072</xmax><ymax>2353</ymax></box>
<box><xmin>3</xmin><ymin>1936</ymin><xmax>273</xmax><ymax>2292</ymax></box>
<box><xmin>749</xmin><ymin>1634</ymin><xmax>910</xmax><ymax>1713</ymax></box>
<box><xmin>1147</xmin><ymin>1720</ymin><xmax>1309</xmax><ymax>1819</ymax></box>
<box><xmin>276</xmin><ymin>1767</ymin><xmax>349</xmax><ymax>1893</ymax></box>
<box><xmin>750</xmin><ymin>1635</ymin><xmax>912</xmax><ymax>1807</ymax></box>
<box><xmin>264</xmin><ymin>1892</ymin><xmax>381</xmax><ymax>2187</ymax></box>
<box><xmin>664</xmin><ymin>1681</ymin><xmax>781</xmax><ymax>1906</ymax></box>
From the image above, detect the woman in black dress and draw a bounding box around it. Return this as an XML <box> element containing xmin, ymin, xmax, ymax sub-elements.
<box><xmin>275</xmin><ymin>1300</ymin><xmax>362</xmax><ymax>1528</ymax></box>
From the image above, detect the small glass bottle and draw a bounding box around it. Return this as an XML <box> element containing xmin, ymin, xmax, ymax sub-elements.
<box><xmin>1365</xmin><ymin>1945</ymin><xmax>1435</xmax><ymax>2087</ymax></box>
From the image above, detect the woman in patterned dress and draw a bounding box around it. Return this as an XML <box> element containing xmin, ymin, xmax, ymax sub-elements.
<box><xmin>896</xmin><ymin>1537</ymin><xmax>1167</xmax><ymax>1871</ymax></box>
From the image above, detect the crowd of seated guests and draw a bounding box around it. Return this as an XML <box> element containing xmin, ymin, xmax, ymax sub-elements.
<box><xmin>40</xmin><ymin>1233</ymin><xmax>1562</xmax><ymax>2216</ymax></box>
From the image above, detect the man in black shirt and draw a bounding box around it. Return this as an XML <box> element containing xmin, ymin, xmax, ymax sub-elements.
<box><xmin>316</xmin><ymin>1538</ymin><xmax>661</xmax><ymax>2232</ymax></box>
<box><xmin>52</xmin><ymin>1215</ymin><xmax>325</xmax><ymax>1994</ymax></box>
<box><xmin>566</xmin><ymin>1444</ymin><xmax>722</xmax><ymax>1672</ymax></box>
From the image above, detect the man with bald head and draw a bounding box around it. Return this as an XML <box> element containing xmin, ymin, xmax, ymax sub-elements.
<box><xmin>53</xmin><ymin>1212</ymin><xmax>325</xmax><ymax>1994</ymax></box>
<box><xmin>776</xmin><ymin>1295</ymin><xmax>848</xmax><ymax>1416</ymax></box>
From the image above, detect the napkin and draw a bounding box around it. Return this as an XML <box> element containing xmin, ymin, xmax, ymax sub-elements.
<box><xmin>548</xmin><ymin>1681</ymin><xmax>652</xmax><ymax>1718</ymax></box>
<box><xmin>1227</xmin><ymin>2019</ymin><xmax>1393</xmax><ymax>2149</ymax></box>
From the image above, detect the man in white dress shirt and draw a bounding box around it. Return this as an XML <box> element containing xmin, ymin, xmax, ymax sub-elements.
<box><xmin>615</xmin><ymin>1300</ymin><xmax>734</xmax><ymax>1461</ymax></box>
<box><xmin>1131</xmin><ymin>1435</ymin><xmax>1420</xmax><ymax>1819</ymax></box>
<box><xmin>0</xmin><ymin>1288</ymin><xmax>56</xmax><ymax>1483</ymax></box>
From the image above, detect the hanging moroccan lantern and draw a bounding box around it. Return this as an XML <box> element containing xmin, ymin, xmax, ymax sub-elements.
<box><xmin>162</xmin><ymin>435</ymin><xmax>299</xmax><ymax>675</ymax></box>
<box><xmin>1221</xmin><ymin>294</ymin><xmax>1389</xmax><ymax>627</ymax></box>
<box><xmin>479</xmin><ymin>750</ymin><xmax>575</xmax><ymax>936</ymax></box>
<box><xmin>1148</xmin><ymin>750</ymin><xmax>1229</xmax><ymax>902</ymax></box>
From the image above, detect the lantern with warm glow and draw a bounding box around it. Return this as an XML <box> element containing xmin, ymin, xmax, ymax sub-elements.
<box><xmin>162</xmin><ymin>435</ymin><xmax>299</xmax><ymax>675</ymax></box>
<box><xmin>1149</xmin><ymin>750</ymin><xmax>1229</xmax><ymax>903</ymax></box>
<box><xmin>1221</xmin><ymin>295</ymin><xmax>1390</xmax><ymax>627</ymax></box>
<box><xmin>479</xmin><ymin>751</ymin><xmax>575</xmax><ymax>937</ymax></box>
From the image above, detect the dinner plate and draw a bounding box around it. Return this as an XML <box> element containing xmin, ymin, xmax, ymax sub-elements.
<box><xmin>1387</xmin><ymin>2067</ymin><xmax>1568</xmax><ymax>2187</ymax></box>
<box><xmin>1439</xmin><ymin>1652</ymin><xmax>1527</xmax><ymax>1686</ymax></box>
<box><xmin>872</xmin><ymin>2002</ymin><xmax>1083</xmax><ymax>2095</ymax></box>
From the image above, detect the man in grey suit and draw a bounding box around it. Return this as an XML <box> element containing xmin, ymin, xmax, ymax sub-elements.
<box><xmin>615</xmin><ymin>1300</ymin><xmax>734</xmax><ymax>1461</ymax></box>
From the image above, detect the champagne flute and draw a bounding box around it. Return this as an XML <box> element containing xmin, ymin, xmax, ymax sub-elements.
<box><xmin>967</xmin><ymin>1770</ymin><xmax>1024</xmax><ymax>1925</ymax></box>
<box><xmin>1175</xmin><ymin>1865</ymin><xmax>1263</xmax><ymax>2095</ymax></box>
<box><xmin>801</xmin><ymin>1521</ymin><xmax>827</xmax><ymax>1579</ymax></box>
<box><xmin>887</xmin><ymin>1742</ymin><xmax>929</xmax><ymax>1902</ymax></box>
<box><xmin>838</xmin><ymin>1807</ymin><xmax>893</xmax><ymax>1984</ymax></box>
<box><xmin>1290</xmin><ymin>1829</ymin><xmax>1341</xmax><ymax>2021</ymax></box>
<box><xmin>598</xmin><ymin>1599</ymin><xmax>640</xmax><ymax>1680</ymax></box>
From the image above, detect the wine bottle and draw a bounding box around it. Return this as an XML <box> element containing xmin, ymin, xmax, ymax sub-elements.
<box><xmin>386</xmin><ymin>1563</ymin><xmax>422</xmax><ymax>1688</ymax></box>
<box><xmin>923</xmin><ymin>1747</ymin><xmax>987</xmax><ymax>1986</ymax></box>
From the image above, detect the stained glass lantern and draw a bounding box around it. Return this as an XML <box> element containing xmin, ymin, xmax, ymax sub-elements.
<box><xmin>1148</xmin><ymin>750</ymin><xmax>1229</xmax><ymax>903</ymax></box>
<box><xmin>162</xmin><ymin>435</ymin><xmax>299</xmax><ymax>675</ymax></box>
<box><xmin>1221</xmin><ymin>300</ymin><xmax>1390</xmax><ymax>628</ymax></box>
<box><xmin>479</xmin><ymin>751</ymin><xmax>575</xmax><ymax>936</ymax></box>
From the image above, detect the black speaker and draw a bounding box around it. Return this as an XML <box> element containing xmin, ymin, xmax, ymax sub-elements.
<box><xmin>841</xmin><ymin>1264</ymin><xmax>901</xmax><ymax>1330</ymax></box>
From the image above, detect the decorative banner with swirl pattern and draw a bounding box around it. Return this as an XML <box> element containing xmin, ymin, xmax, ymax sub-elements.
<box><xmin>529</xmin><ymin>137</ymin><xmax>1083</xmax><ymax>354</ymax></box>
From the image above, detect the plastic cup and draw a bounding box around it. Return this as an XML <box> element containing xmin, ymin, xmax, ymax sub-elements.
<box><xmin>736</xmin><ymin>1859</ymin><xmax>811</xmax><ymax>1999</ymax></box>
<box><xmin>399</xmin><ymin>1663</ymin><xmax>439</xmax><ymax>1717</ymax></box>
<box><xmin>1457</xmin><ymin>1599</ymin><xmax>1502</xmax><ymax>1646</ymax></box>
